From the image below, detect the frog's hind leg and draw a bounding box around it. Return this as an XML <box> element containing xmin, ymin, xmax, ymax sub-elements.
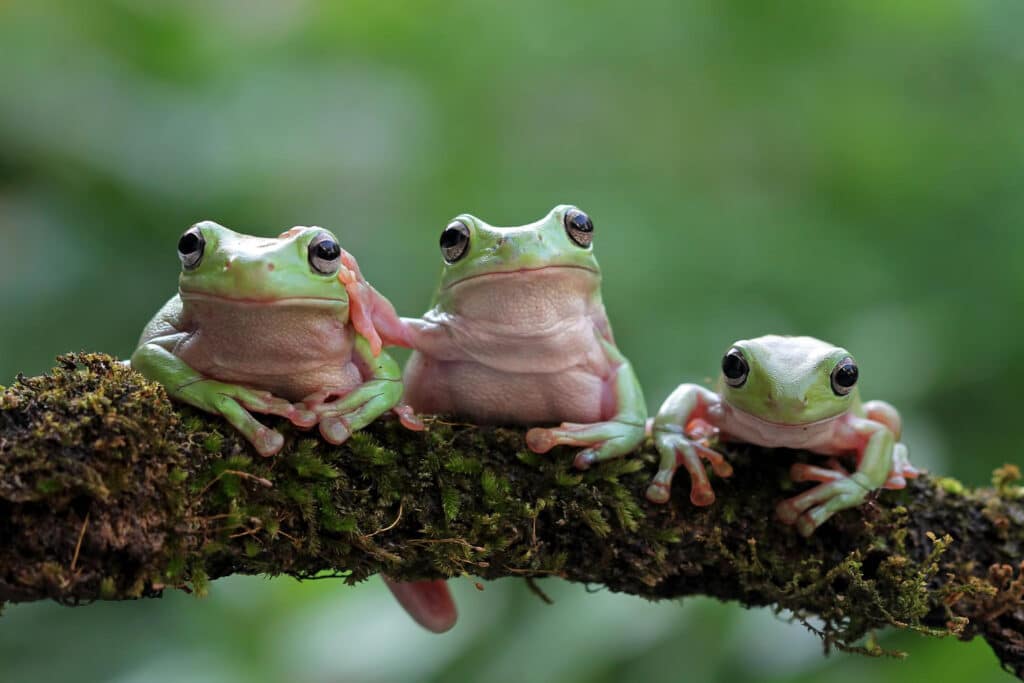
<box><xmin>526</xmin><ymin>420</ymin><xmax>644</xmax><ymax>470</ymax></box>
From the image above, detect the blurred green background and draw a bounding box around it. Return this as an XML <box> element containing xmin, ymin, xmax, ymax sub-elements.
<box><xmin>1</xmin><ymin>0</ymin><xmax>1022</xmax><ymax>681</ymax></box>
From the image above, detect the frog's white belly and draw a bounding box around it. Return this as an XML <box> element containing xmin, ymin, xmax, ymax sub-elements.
<box><xmin>719</xmin><ymin>403</ymin><xmax>846</xmax><ymax>454</ymax></box>
<box><xmin>404</xmin><ymin>353</ymin><xmax>608</xmax><ymax>425</ymax></box>
<box><xmin>177</xmin><ymin>300</ymin><xmax>361</xmax><ymax>402</ymax></box>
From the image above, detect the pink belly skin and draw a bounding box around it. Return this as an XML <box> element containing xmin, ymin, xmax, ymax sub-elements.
<box><xmin>403</xmin><ymin>353</ymin><xmax>606</xmax><ymax>426</ymax></box>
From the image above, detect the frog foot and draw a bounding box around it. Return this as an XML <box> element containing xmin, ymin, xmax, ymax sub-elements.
<box><xmin>303</xmin><ymin>381</ymin><xmax>414</xmax><ymax>445</ymax></box>
<box><xmin>884</xmin><ymin>443</ymin><xmax>921</xmax><ymax>490</ymax></box>
<box><xmin>776</xmin><ymin>473</ymin><xmax>873</xmax><ymax>537</ymax></box>
<box><xmin>648</xmin><ymin>433</ymin><xmax>733</xmax><ymax>507</ymax></box>
<box><xmin>526</xmin><ymin>419</ymin><xmax>645</xmax><ymax>470</ymax></box>
<box><xmin>183</xmin><ymin>381</ymin><xmax>317</xmax><ymax>458</ymax></box>
<box><xmin>392</xmin><ymin>402</ymin><xmax>426</xmax><ymax>433</ymax></box>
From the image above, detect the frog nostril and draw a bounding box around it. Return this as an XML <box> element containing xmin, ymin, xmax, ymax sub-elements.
<box><xmin>266</xmin><ymin>262</ymin><xmax>275</xmax><ymax>271</ymax></box>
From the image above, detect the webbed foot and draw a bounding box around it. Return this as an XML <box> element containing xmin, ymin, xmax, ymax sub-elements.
<box><xmin>526</xmin><ymin>419</ymin><xmax>645</xmax><ymax>470</ymax></box>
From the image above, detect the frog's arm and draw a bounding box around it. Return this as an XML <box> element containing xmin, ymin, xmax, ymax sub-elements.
<box><xmin>648</xmin><ymin>384</ymin><xmax>734</xmax><ymax>506</ymax></box>
<box><xmin>304</xmin><ymin>335</ymin><xmax>424</xmax><ymax>445</ymax></box>
<box><xmin>336</xmin><ymin>251</ymin><xmax>415</xmax><ymax>355</ymax></box>
<box><xmin>397</xmin><ymin>312</ymin><xmax>468</xmax><ymax>361</ymax></box>
<box><xmin>779</xmin><ymin>416</ymin><xmax>895</xmax><ymax>537</ymax></box>
<box><xmin>130</xmin><ymin>296</ymin><xmax>316</xmax><ymax>457</ymax></box>
<box><xmin>525</xmin><ymin>337</ymin><xmax>647</xmax><ymax>470</ymax></box>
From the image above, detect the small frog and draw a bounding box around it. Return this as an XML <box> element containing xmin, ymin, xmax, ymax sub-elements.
<box><xmin>386</xmin><ymin>205</ymin><xmax>648</xmax><ymax>634</ymax></box>
<box><xmin>131</xmin><ymin>221</ymin><xmax>422</xmax><ymax>457</ymax></box>
<box><xmin>649</xmin><ymin>335</ymin><xmax>919</xmax><ymax>536</ymax></box>
<box><xmin>402</xmin><ymin>205</ymin><xmax>647</xmax><ymax>467</ymax></box>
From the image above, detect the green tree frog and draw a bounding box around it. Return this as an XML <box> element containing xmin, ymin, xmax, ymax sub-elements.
<box><xmin>649</xmin><ymin>335</ymin><xmax>919</xmax><ymax>536</ymax></box>
<box><xmin>131</xmin><ymin>221</ymin><xmax>422</xmax><ymax>457</ymax></box>
<box><xmin>402</xmin><ymin>205</ymin><xmax>648</xmax><ymax>467</ymax></box>
<box><xmin>386</xmin><ymin>205</ymin><xmax>648</xmax><ymax>634</ymax></box>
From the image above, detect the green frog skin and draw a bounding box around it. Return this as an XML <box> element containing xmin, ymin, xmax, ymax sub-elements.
<box><xmin>131</xmin><ymin>221</ymin><xmax>422</xmax><ymax>457</ymax></box>
<box><xmin>650</xmin><ymin>335</ymin><xmax>919</xmax><ymax>537</ymax></box>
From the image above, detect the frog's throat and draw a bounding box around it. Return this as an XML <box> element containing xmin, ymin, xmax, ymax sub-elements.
<box><xmin>442</xmin><ymin>265</ymin><xmax>600</xmax><ymax>292</ymax></box>
<box><xmin>179</xmin><ymin>290</ymin><xmax>347</xmax><ymax>307</ymax></box>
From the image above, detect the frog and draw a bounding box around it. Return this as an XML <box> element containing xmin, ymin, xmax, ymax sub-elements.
<box><xmin>383</xmin><ymin>206</ymin><xmax>648</xmax><ymax>634</ymax></box>
<box><xmin>401</xmin><ymin>204</ymin><xmax>648</xmax><ymax>467</ymax></box>
<box><xmin>130</xmin><ymin>221</ymin><xmax>423</xmax><ymax>458</ymax></box>
<box><xmin>648</xmin><ymin>335</ymin><xmax>919</xmax><ymax>537</ymax></box>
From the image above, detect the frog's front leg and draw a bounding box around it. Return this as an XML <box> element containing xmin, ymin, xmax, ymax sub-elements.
<box><xmin>862</xmin><ymin>400</ymin><xmax>921</xmax><ymax>489</ymax></box>
<box><xmin>778</xmin><ymin>417</ymin><xmax>893</xmax><ymax>537</ymax></box>
<box><xmin>525</xmin><ymin>340</ymin><xmax>646</xmax><ymax>470</ymax></box>
<box><xmin>131</xmin><ymin>336</ymin><xmax>317</xmax><ymax>457</ymax></box>
<box><xmin>648</xmin><ymin>384</ymin><xmax>733</xmax><ymax>506</ymax></box>
<box><xmin>305</xmin><ymin>336</ymin><xmax>424</xmax><ymax>445</ymax></box>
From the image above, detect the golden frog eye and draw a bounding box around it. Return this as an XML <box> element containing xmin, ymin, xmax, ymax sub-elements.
<box><xmin>831</xmin><ymin>357</ymin><xmax>859</xmax><ymax>396</ymax></box>
<box><xmin>563</xmin><ymin>208</ymin><xmax>594</xmax><ymax>248</ymax></box>
<box><xmin>177</xmin><ymin>226</ymin><xmax>205</xmax><ymax>270</ymax></box>
<box><xmin>721</xmin><ymin>348</ymin><xmax>749</xmax><ymax>388</ymax></box>
<box><xmin>440</xmin><ymin>220</ymin><xmax>471</xmax><ymax>263</ymax></box>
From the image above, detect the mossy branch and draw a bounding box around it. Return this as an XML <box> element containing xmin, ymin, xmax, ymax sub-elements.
<box><xmin>3</xmin><ymin>355</ymin><xmax>1024</xmax><ymax>676</ymax></box>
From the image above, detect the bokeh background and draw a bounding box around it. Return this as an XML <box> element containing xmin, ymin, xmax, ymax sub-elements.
<box><xmin>1</xmin><ymin>0</ymin><xmax>1022</xmax><ymax>681</ymax></box>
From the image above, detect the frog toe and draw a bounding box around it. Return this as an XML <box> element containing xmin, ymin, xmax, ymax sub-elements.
<box><xmin>320</xmin><ymin>417</ymin><xmax>351</xmax><ymax>445</ymax></box>
<box><xmin>254</xmin><ymin>427</ymin><xmax>285</xmax><ymax>458</ymax></box>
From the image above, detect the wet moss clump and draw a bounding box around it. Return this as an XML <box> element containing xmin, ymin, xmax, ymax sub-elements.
<box><xmin>3</xmin><ymin>354</ymin><xmax>1024</xmax><ymax>677</ymax></box>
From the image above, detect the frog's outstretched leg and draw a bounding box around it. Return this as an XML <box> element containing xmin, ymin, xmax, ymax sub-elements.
<box><xmin>132</xmin><ymin>335</ymin><xmax>317</xmax><ymax>457</ymax></box>
<box><xmin>526</xmin><ymin>340</ymin><xmax>646</xmax><ymax>470</ymax></box>
<box><xmin>305</xmin><ymin>336</ymin><xmax>424</xmax><ymax>445</ymax></box>
<box><xmin>778</xmin><ymin>419</ymin><xmax>893</xmax><ymax>537</ymax></box>
<box><xmin>383</xmin><ymin>578</ymin><xmax>458</xmax><ymax>634</ymax></box>
<box><xmin>646</xmin><ymin>384</ymin><xmax>730</xmax><ymax>505</ymax></box>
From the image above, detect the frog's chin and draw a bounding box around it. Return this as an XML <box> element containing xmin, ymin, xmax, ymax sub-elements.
<box><xmin>443</xmin><ymin>265</ymin><xmax>599</xmax><ymax>292</ymax></box>
<box><xmin>179</xmin><ymin>290</ymin><xmax>347</xmax><ymax>308</ymax></box>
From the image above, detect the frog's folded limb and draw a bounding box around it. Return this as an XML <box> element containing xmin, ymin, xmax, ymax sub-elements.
<box><xmin>131</xmin><ymin>341</ymin><xmax>316</xmax><ymax>458</ymax></box>
<box><xmin>304</xmin><ymin>337</ymin><xmax>424</xmax><ymax>445</ymax></box>
<box><xmin>526</xmin><ymin>342</ymin><xmax>646</xmax><ymax>470</ymax></box>
<box><xmin>778</xmin><ymin>421</ymin><xmax>894</xmax><ymax>537</ymax></box>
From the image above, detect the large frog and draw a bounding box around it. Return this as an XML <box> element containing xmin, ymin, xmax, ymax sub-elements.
<box><xmin>402</xmin><ymin>204</ymin><xmax>647</xmax><ymax>467</ymax></box>
<box><xmin>387</xmin><ymin>205</ymin><xmax>648</xmax><ymax>633</ymax></box>
<box><xmin>131</xmin><ymin>221</ymin><xmax>422</xmax><ymax>457</ymax></box>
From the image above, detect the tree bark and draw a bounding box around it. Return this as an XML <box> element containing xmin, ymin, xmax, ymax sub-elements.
<box><xmin>2</xmin><ymin>353</ymin><xmax>1024</xmax><ymax>677</ymax></box>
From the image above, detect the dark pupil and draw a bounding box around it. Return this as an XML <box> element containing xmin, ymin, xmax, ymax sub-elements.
<box><xmin>835</xmin><ymin>364</ymin><xmax>859</xmax><ymax>388</ymax></box>
<box><xmin>570</xmin><ymin>213</ymin><xmax>593</xmax><ymax>232</ymax></box>
<box><xmin>178</xmin><ymin>232</ymin><xmax>201</xmax><ymax>254</ymax></box>
<box><xmin>722</xmin><ymin>353</ymin><xmax>747</xmax><ymax>379</ymax></box>
<box><xmin>440</xmin><ymin>228</ymin><xmax>466</xmax><ymax>249</ymax></box>
<box><xmin>316</xmin><ymin>240</ymin><xmax>341</xmax><ymax>261</ymax></box>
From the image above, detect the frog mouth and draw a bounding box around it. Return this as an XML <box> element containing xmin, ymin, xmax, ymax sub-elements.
<box><xmin>179</xmin><ymin>290</ymin><xmax>347</xmax><ymax>307</ymax></box>
<box><xmin>444</xmin><ymin>265</ymin><xmax>599</xmax><ymax>290</ymax></box>
<box><xmin>724</xmin><ymin>402</ymin><xmax>846</xmax><ymax>429</ymax></box>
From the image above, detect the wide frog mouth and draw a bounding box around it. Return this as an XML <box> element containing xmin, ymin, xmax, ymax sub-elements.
<box><xmin>442</xmin><ymin>264</ymin><xmax>600</xmax><ymax>292</ymax></box>
<box><xmin>179</xmin><ymin>289</ymin><xmax>347</xmax><ymax>308</ymax></box>
<box><xmin>722</xmin><ymin>400</ymin><xmax>847</xmax><ymax>430</ymax></box>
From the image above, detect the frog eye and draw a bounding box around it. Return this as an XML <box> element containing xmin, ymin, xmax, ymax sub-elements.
<box><xmin>563</xmin><ymin>208</ymin><xmax>594</xmax><ymax>248</ymax></box>
<box><xmin>440</xmin><ymin>220</ymin><xmax>471</xmax><ymax>263</ymax></box>
<box><xmin>177</xmin><ymin>226</ymin><xmax>205</xmax><ymax>270</ymax></box>
<box><xmin>308</xmin><ymin>233</ymin><xmax>342</xmax><ymax>275</ymax></box>
<box><xmin>721</xmin><ymin>348</ymin><xmax>749</xmax><ymax>388</ymax></box>
<box><xmin>831</xmin><ymin>357</ymin><xmax>859</xmax><ymax>396</ymax></box>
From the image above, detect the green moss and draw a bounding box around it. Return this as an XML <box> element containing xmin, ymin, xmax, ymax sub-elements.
<box><xmin>3</xmin><ymin>354</ymin><xmax>1024</xmax><ymax>671</ymax></box>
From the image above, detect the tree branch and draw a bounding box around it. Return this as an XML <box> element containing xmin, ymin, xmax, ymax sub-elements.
<box><xmin>3</xmin><ymin>354</ymin><xmax>1024</xmax><ymax>676</ymax></box>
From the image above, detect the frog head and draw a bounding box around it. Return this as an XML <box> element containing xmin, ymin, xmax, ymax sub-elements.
<box><xmin>716</xmin><ymin>335</ymin><xmax>860</xmax><ymax>425</ymax></box>
<box><xmin>175</xmin><ymin>221</ymin><xmax>349</xmax><ymax>316</ymax></box>
<box><xmin>431</xmin><ymin>205</ymin><xmax>602</xmax><ymax>311</ymax></box>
